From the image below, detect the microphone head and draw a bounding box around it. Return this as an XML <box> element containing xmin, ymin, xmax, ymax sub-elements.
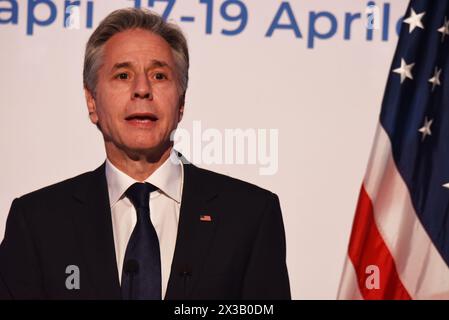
<box><xmin>124</xmin><ymin>259</ymin><xmax>139</xmax><ymax>275</ymax></box>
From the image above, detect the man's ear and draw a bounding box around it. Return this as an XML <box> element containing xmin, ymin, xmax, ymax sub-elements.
<box><xmin>84</xmin><ymin>88</ymin><xmax>98</xmax><ymax>124</ymax></box>
<box><xmin>178</xmin><ymin>94</ymin><xmax>185</xmax><ymax>123</ymax></box>
<box><xmin>178</xmin><ymin>103</ymin><xmax>184</xmax><ymax>123</ymax></box>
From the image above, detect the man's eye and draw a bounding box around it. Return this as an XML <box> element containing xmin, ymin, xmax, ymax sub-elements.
<box><xmin>154</xmin><ymin>73</ymin><xmax>167</xmax><ymax>80</ymax></box>
<box><xmin>116</xmin><ymin>73</ymin><xmax>129</xmax><ymax>80</ymax></box>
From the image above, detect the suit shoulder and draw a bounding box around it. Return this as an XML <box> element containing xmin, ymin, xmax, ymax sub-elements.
<box><xmin>16</xmin><ymin>169</ymin><xmax>98</xmax><ymax>205</ymax></box>
<box><xmin>189</xmin><ymin>164</ymin><xmax>276</xmax><ymax>199</ymax></box>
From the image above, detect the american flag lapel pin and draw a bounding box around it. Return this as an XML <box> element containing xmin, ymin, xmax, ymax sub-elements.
<box><xmin>200</xmin><ymin>215</ymin><xmax>212</xmax><ymax>222</ymax></box>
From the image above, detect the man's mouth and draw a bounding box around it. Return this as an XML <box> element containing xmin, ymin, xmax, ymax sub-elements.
<box><xmin>125</xmin><ymin>113</ymin><xmax>158</xmax><ymax>126</ymax></box>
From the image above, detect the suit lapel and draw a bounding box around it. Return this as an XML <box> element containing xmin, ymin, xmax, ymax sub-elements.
<box><xmin>71</xmin><ymin>163</ymin><xmax>121</xmax><ymax>299</ymax></box>
<box><xmin>165</xmin><ymin>161</ymin><xmax>221</xmax><ymax>299</ymax></box>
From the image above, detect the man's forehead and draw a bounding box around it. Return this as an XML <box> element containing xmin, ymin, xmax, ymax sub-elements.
<box><xmin>103</xmin><ymin>29</ymin><xmax>175</xmax><ymax>64</ymax></box>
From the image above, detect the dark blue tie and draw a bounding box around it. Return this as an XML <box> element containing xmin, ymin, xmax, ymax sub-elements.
<box><xmin>121</xmin><ymin>182</ymin><xmax>161</xmax><ymax>300</ymax></box>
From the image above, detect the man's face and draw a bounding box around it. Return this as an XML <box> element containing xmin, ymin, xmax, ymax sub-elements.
<box><xmin>85</xmin><ymin>28</ymin><xmax>184</xmax><ymax>158</ymax></box>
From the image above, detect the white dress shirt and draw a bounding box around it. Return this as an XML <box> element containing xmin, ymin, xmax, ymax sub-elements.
<box><xmin>105</xmin><ymin>150</ymin><xmax>184</xmax><ymax>299</ymax></box>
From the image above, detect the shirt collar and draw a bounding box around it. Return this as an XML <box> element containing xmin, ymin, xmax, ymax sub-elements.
<box><xmin>105</xmin><ymin>149</ymin><xmax>183</xmax><ymax>207</ymax></box>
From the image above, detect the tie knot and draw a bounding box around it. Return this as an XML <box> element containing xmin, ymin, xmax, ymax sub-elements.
<box><xmin>125</xmin><ymin>182</ymin><xmax>158</xmax><ymax>210</ymax></box>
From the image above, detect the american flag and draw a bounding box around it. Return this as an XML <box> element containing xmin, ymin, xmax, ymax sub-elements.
<box><xmin>200</xmin><ymin>215</ymin><xmax>212</xmax><ymax>222</ymax></box>
<box><xmin>338</xmin><ymin>0</ymin><xmax>449</xmax><ymax>299</ymax></box>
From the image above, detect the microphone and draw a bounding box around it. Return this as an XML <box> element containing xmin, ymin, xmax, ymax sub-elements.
<box><xmin>124</xmin><ymin>259</ymin><xmax>139</xmax><ymax>300</ymax></box>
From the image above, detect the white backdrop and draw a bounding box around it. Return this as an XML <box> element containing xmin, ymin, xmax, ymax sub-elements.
<box><xmin>0</xmin><ymin>0</ymin><xmax>409</xmax><ymax>299</ymax></box>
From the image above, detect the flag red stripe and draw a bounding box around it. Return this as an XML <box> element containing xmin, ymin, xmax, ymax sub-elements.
<box><xmin>348</xmin><ymin>185</ymin><xmax>411</xmax><ymax>299</ymax></box>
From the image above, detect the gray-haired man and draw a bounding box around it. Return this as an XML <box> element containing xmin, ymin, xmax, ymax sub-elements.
<box><xmin>0</xmin><ymin>8</ymin><xmax>290</xmax><ymax>300</ymax></box>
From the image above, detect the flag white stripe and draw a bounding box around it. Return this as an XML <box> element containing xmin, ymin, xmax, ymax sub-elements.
<box><xmin>337</xmin><ymin>256</ymin><xmax>363</xmax><ymax>299</ymax></box>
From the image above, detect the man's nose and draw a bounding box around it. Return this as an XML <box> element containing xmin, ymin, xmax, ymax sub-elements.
<box><xmin>132</xmin><ymin>73</ymin><xmax>153</xmax><ymax>100</ymax></box>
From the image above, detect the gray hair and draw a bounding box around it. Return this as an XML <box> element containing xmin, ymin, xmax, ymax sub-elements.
<box><xmin>83</xmin><ymin>8</ymin><xmax>189</xmax><ymax>104</ymax></box>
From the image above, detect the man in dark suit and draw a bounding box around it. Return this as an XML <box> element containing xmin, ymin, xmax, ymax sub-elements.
<box><xmin>0</xmin><ymin>8</ymin><xmax>290</xmax><ymax>300</ymax></box>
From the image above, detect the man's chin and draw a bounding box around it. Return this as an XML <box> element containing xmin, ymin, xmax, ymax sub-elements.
<box><xmin>123</xmin><ymin>144</ymin><xmax>172</xmax><ymax>162</ymax></box>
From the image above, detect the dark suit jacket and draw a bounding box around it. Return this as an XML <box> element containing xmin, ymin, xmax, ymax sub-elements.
<box><xmin>0</xmin><ymin>161</ymin><xmax>290</xmax><ymax>300</ymax></box>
